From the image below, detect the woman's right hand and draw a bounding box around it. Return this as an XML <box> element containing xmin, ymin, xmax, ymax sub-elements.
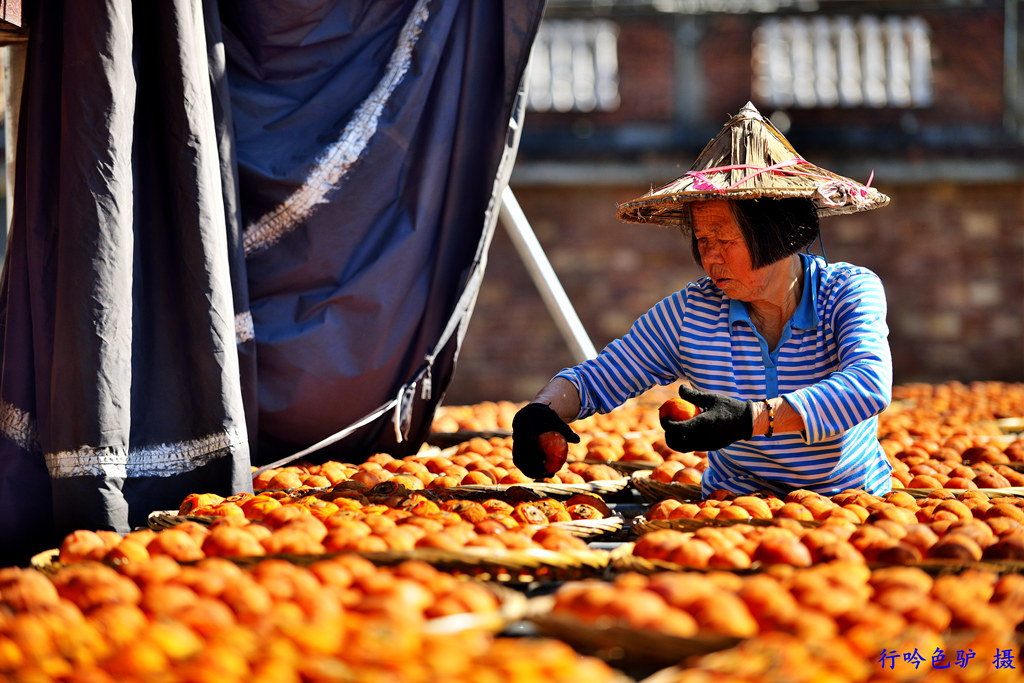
<box><xmin>511</xmin><ymin>402</ymin><xmax>580</xmax><ymax>479</ymax></box>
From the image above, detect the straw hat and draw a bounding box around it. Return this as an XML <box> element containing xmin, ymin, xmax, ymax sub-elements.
<box><xmin>616</xmin><ymin>102</ymin><xmax>889</xmax><ymax>226</ymax></box>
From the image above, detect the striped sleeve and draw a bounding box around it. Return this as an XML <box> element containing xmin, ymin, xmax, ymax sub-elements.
<box><xmin>785</xmin><ymin>267</ymin><xmax>892</xmax><ymax>444</ymax></box>
<box><xmin>556</xmin><ymin>291</ymin><xmax>688</xmax><ymax>418</ymax></box>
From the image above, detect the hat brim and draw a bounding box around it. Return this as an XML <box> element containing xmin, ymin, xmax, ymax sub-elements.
<box><xmin>617</xmin><ymin>184</ymin><xmax>891</xmax><ymax>226</ymax></box>
<box><xmin>616</xmin><ymin>103</ymin><xmax>890</xmax><ymax>226</ymax></box>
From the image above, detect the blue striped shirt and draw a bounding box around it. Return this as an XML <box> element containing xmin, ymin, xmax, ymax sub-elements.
<box><xmin>556</xmin><ymin>253</ymin><xmax>893</xmax><ymax>497</ymax></box>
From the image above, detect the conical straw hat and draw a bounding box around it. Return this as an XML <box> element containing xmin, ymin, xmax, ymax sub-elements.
<box><xmin>616</xmin><ymin>102</ymin><xmax>889</xmax><ymax>226</ymax></box>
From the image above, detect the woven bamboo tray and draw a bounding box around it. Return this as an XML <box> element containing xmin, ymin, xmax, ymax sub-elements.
<box><xmin>897</xmin><ymin>487</ymin><xmax>1024</xmax><ymax>499</ymax></box>
<box><xmin>996</xmin><ymin>417</ymin><xmax>1024</xmax><ymax>434</ymax></box>
<box><xmin>631</xmin><ymin>515</ymin><xmax>819</xmax><ymax>535</ymax></box>
<box><xmin>147</xmin><ymin>509</ymin><xmax>623</xmax><ymax>540</ymax></box>
<box><xmin>608</xmin><ymin>540</ymin><xmax>1024</xmax><ymax>577</ymax></box>
<box><xmin>639</xmin><ymin>665</ymin><xmax>693</xmax><ymax>683</ymax></box>
<box><xmin>425</xmin><ymin>430</ymin><xmax>512</xmax><ymax>448</ymax></box>
<box><xmin>148</xmin><ymin>510</ymin><xmax>216</xmax><ymax>529</ymax></box>
<box><xmin>961</xmin><ymin>461</ymin><xmax>1024</xmax><ymax>473</ymax></box>
<box><xmin>422</xmin><ymin>582</ymin><xmax>530</xmax><ymax>635</ymax></box>
<box><xmin>258</xmin><ymin>476</ymin><xmax>635</xmax><ymax>503</ymax></box>
<box><xmin>447</xmin><ymin>477</ymin><xmax>631</xmax><ymax>499</ymax></box>
<box><xmin>582</xmin><ymin>458</ymin><xmax>660</xmax><ymax>474</ymax></box>
<box><xmin>551</xmin><ymin>515</ymin><xmax>624</xmax><ymax>539</ymax></box>
<box><xmin>29</xmin><ymin>548</ymin><xmax>61</xmax><ymax>575</ymax></box>
<box><xmin>865</xmin><ymin>558</ymin><xmax>1024</xmax><ymax>576</ymax></box>
<box><xmin>228</xmin><ymin>546</ymin><xmax>611</xmax><ymax>582</ymax></box>
<box><xmin>965</xmin><ymin>433</ymin><xmax>1023</xmax><ymax>445</ymax></box>
<box><xmin>631</xmin><ymin>470</ymin><xmax>703</xmax><ymax>502</ymax></box>
<box><xmin>33</xmin><ymin>544</ymin><xmax>610</xmax><ymax>583</ymax></box>
<box><xmin>608</xmin><ymin>542</ymin><xmax>763</xmax><ymax>575</ymax></box>
<box><xmin>526</xmin><ymin>599</ymin><xmax>742</xmax><ymax>669</ymax></box>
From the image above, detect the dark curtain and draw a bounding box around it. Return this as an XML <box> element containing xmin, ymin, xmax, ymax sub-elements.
<box><xmin>0</xmin><ymin>0</ymin><xmax>253</xmax><ymax>565</ymax></box>
<box><xmin>222</xmin><ymin>0</ymin><xmax>543</xmax><ymax>464</ymax></box>
<box><xmin>0</xmin><ymin>0</ymin><xmax>543</xmax><ymax>565</ymax></box>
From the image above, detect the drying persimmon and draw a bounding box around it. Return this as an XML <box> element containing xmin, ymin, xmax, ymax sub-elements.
<box><xmin>538</xmin><ymin>431</ymin><xmax>569</xmax><ymax>474</ymax></box>
<box><xmin>658</xmin><ymin>397</ymin><xmax>701</xmax><ymax>422</ymax></box>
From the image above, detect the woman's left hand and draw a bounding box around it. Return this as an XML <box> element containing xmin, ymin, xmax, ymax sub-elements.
<box><xmin>660</xmin><ymin>385</ymin><xmax>754</xmax><ymax>452</ymax></box>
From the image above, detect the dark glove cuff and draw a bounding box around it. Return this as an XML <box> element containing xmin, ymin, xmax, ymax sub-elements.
<box><xmin>740</xmin><ymin>400</ymin><xmax>755</xmax><ymax>440</ymax></box>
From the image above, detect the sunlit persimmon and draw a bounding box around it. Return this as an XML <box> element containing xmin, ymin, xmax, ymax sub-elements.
<box><xmin>530</xmin><ymin>527</ymin><xmax>587</xmax><ymax>551</ymax></box>
<box><xmin>178</xmin><ymin>493</ymin><xmax>225</xmax><ymax>516</ymax></box>
<box><xmin>147</xmin><ymin>529</ymin><xmax>205</xmax><ymax>562</ymax></box>
<box><xmin>461</xmin><ymin>470</ymin><xmax>497</xmax><ymax>486</ymax></box>
<box><xmin>568</xmin><ymin>503</ymin><xmax>604</xmax><ymax>520</ymax></box>
<box><xmin>440</xmin><ymin>499</ymin><xmax>488</xmax><ymax>523</ymax></box>
<box><xmin>533</xmin><ymin>498</ymin><xmax>572</xmax><ymax>523</ymax></box>
<box><xmin>511</xmin><ymin>503</ymin><xmax>548</xmax><ymax>526</ymax></box>
<box><xmin>731</xmin><ymin>496</ymin><xmax>773</xmax><ymax>520</ymax></box>
<box><xmin>975</xmin><ymin>472</ymin><xmax>1013</xmax><ymax>489</ymax></box>
<box><xmin>633</xmin><ymin>529</ymin><xmax>686</xmax><ymax>562</ymax></box>
<box><xmin>0</xmin><ymin>567</ymin><xmax>61</xmax><ymax>612</ymax></box>
<box><xmin>535</xmin><ymin>431</ymin><xmax>569</xmax><ymax>475</ymax></box>
<box><xmin>579</xmin><ymin>464</ymin><xmax>620</xmax><ymax>482</ymax></box>
<box><xmin>353</xmin><ymin>468</ymin><xmax>395</xmax><ymax>488</ymax></box>
<box><xmin>202</xmin><ymin>526</ymin><xmax>266</xmax><ymax>558</ymax></box>
<box><xmin>104</xmin><ymin>539</ymin><xmax>151</xmax><ymax>565</ymax></box>
<box><xmin>59</xmin><ymin>529</ymin><xmax>123</xmax><ymax>563</ymax></box>
<box><xmin>266</xmin><ymin>471</ymin><xmax>305</xmax><ymax>490</ymax></box>
<box><xmin>659</xmin><ymin>397</ymin><xmax>701</xmax><ymax>422</ymax></box>
<box><xmin>238</xmin><ymin>495</ymin><xmax>283</xmax><ymax>520</ymax></box>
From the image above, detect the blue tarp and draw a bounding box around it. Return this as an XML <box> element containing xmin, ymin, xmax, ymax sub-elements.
<box><xmin>226</xmin><ymin>0</ymin><xmax>544</xmax><ymax>464</ymax></box>
<box><xmin>0</xmin><ymin>0</ymin><xmax>544</xmax><ymax>565</ymax></box>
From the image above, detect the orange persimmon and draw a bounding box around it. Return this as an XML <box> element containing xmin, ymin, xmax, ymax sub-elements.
<box><xmin>538</xmin><ymin>431</ymin><xmax>569</xmax><ymax>474</ymax></box>
<box><xmin>659</xmin><ymin>398</ymin><xmax>701</xmax><ymax>422</ymax></box>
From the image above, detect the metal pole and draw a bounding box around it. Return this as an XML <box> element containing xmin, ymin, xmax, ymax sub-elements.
<box><xmin>499</xmin><ymin>185</ymin><xmax>598</xmax><ymax>363</ymax></box>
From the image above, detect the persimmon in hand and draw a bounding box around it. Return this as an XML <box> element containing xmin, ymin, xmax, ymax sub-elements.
<box><xmin>659</xmin><ymin>397</ymin><xmax>701</xmax><ymax>422</ymax></box>
<box><xmin>538</xmin><ymin>431</ymin><xmax>569</xmax><ymax>474</ymax></box>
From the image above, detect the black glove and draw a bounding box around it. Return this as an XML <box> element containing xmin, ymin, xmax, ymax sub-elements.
<box><xmin>660</xmin><ymin>385</ymin><xmax>754</xmax><ymax>453</ymax></box>
<box><xmin>512</xmin><ymin>402</ymin><xmax>580</xmax><ymax>479</ymax></box>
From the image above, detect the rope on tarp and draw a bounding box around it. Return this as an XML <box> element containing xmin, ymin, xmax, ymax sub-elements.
<box><xmin>250</xmin><ymin>397</ymin><xmax>399</xmax><ymax>477</ymax></box>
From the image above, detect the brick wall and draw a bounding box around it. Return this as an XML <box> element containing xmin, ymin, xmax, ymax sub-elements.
<box><xmin>525</xmin><ymin>8</ymin><xmax>1012</xmax><ymax>147</ymax></box>
<box><xmin>443</xmin><ymin>180</ymin><xmax>1024</xmax><ymax>405</ymax></box>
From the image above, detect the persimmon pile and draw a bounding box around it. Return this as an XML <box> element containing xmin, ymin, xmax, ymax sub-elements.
<box><xmin>251</xmin><ymin>435</ymin><xmax>629</xmax><ymax>490</ymax></box>
<box><xmin>550</xmin><ymin>561</ymin><xmax>1024</xmax><ymax>645</ymax></box>
<box><xmin>56</xmin><ymin>489</ymin><xmax>609</xmax><ymax>565</ymax></box>
<box><xmin>5</xmin><ymin>380</ymin><xmax>1024</xmax><ymax>682</ymax></box>
<box><xmin>0</xmin><ymin>557</ymin><xmax>623</xmax><ymax>682</ymax></box>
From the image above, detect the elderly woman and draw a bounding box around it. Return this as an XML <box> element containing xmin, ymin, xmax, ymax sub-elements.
<box><xmin>512</xmin><ymin>103</ymin><xmax>894</xmax><ymax>497</ymax></box>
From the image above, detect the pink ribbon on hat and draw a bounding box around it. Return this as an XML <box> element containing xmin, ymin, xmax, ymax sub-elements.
<box><xmin>681</xmin><ymin>159</ymin><xmax>874</xmax><ymax>200</ymax></box>
<box><xmin>687</xmin><ymin>158</ymin><xmax>803</xmax><ymax>192</ymax></box>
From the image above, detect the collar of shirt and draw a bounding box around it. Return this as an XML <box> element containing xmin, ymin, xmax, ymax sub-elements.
<box><xmin>727</xmin><ymin>252</ymin><xmax>822</xmax><ymax>334</ymax></box>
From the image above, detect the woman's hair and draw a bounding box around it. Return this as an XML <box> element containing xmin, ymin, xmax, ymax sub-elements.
<box><xmin>685</xmin><ymin>198</ymin><xmax>820</xmax><ymax>269</ymax></box>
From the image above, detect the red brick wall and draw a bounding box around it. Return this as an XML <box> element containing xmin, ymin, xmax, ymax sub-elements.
<box><xmin>443</xmin><ymin>180</ymin><xmax>1024</xmax><ymax>405</ymax></box>
<box><xmin>526</xmin><ymin>9</ymin><xmax>1009</xmax><ymax>133</ymax></box>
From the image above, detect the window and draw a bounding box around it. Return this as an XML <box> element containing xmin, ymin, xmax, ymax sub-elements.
<box><xmin>527</xmin><ymin>19</ymin><xmax>621</xmax><ymax>113</ymax></box>
<box><xmin>753</xmin><ymin>15</ymin><xmax>933</xmax><ymax>108</ymax></box>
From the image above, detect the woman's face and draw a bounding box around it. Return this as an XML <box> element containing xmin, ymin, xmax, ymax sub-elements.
<box><xmin>692</xmin><ymin>201</ymin><xmax>772</xmax><ymax>302</ymax></box>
